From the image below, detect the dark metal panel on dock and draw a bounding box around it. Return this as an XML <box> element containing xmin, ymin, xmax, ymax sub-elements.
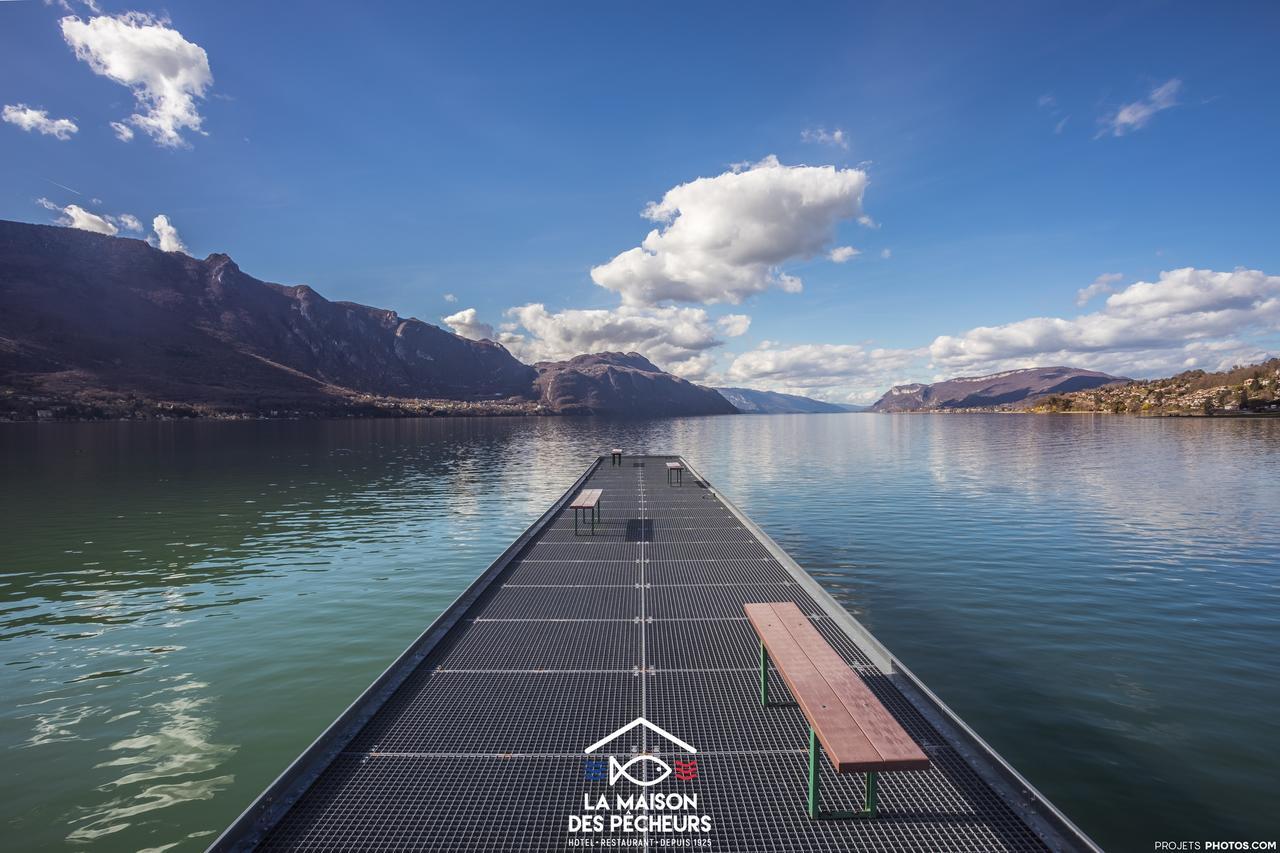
<box><xmin>212</xmin><ymin>455</ymin><xmax>1099</xmax><ymax>852</ymax></box>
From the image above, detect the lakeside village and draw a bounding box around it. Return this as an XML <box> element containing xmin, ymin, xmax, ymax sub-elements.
<box><xmin>1029</xmin><ymin>359</ymin><xmax>1280</xmax><ymax>415</ymax></box>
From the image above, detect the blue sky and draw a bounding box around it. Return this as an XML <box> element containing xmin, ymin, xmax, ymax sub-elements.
<box><xmin>3</xmin><ymin>0</ymin><xmax>1278</xmax><ymax>401</ymax></box>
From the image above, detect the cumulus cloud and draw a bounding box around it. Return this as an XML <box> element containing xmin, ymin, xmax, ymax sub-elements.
<box><xmin>801</xmin><ymin>127</ymin><xmax>848</xmax><ymax>149</ymax></box>
<box><xmin>2</xmin><ymin>104</ymin><xmax>78</xmax><ymax>140</ymax></box>
<box><xmin>1076</xmin><ymin>272</ymin><xmax>1123</xmax><ymax>307</ymax></box>
<box><xmin>61</xmin><ymin>12</ymin><xmax>213</xmax><ymax>147</ymax></box>
<box><xmin>43</xmin><ymin>201</ymin><xmax>115</xmax><ymax>234</ymax></box>
<box><xmin>880</xmin><ymin>248</ymin><xmax>891</xmax><ymax>259</ymax></box>
<box><xmin>589</xmin><ymin>155</ymin><xmax>869</xmax><ymax>306</ymax></box>
<box><xmin>37</xmin><ymin>197</ymin><xmax>141</xmax><ymax>235</ymax></box>
<box><xmin>929</xmin><ymin>267</ymin><xmax>1280</xmax><ymax>376</ymax></box>
<box><xmin>442</xmin><ymin>308</ymin><xmax>496</xmax><ymax>341</ymax></box>
<box><xmin>1098</xmin><ymin>78</ymin><xmax>1181</xmax><ymax>137</ymax></box>
<box><xmin>725</xmin><ymin>343</ymin><xmax>921</xmax><ymax>403</ymax></box>
<box><xmin>443</xmin><ymin>293</ymin><xmax>458</xmax><ymax>303</ymax></box>
<box><xmin>716</xmin><ymin>314</ymin><xmax>751</xmax><ymax>337</ymax></box>
<box><xmin>150</xmin><ymin>214</ymin><xmax>187</xmax><ymax>252</ymax></box>
<box><xmin>498</xmin><ymin>304</ymin><xmax>734</xmax><ymax>380</ymax></box>
<box><xmin>828</xmin><ymin>245</ymin><xmax>860</xmax><ymax>263</ymax></box>
<box><xmin>109</xmin><ymin>120</ymin><xmax>134</xmax><ymax>141</ymax></box>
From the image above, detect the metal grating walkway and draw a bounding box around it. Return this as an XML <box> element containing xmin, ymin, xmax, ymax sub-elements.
<box><xmin>213</xmin><ymin>456</ymin><xmax>1097</xmax><ymax>852</ymax></box>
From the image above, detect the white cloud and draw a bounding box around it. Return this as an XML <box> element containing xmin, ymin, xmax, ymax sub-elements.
<box><xmin>589</xmin><ymin>155</ymin><xmax>869</xmax><ymax>306</ymax></box>
<box><xmin>37</xmin><ymin>197</ymin><xmax>143</xmax><ymax>235</ymax></box>
<box><xmin>1037</xmin><ymin>94</ymin><xmax>1057</xmax><ymax>109</ymax></box>
<box><xmin>1098</xmin><ymin>78</ymin><xmax>1181</xmax><ymax>137</ymax></box>
<box><xmin>442</xmin><ymin>308</ymin><xmax>496</xmax><ymax>341</ymax></box>
<box><xmin>880</xmin><ymin>248</ymin><xmax>891</xmax><ymax>259</ymax></box>
<box><xmin>150</xmin><ymin>214</ymin><xmax>187</xmax><ymax>252</ymax></box>
<box><xmin>61</xmin><ymin>12</ymin><xmax>212</xmax><ymax>147</ymax></box>
<box><xmin>801</xmin><ymin>127</ymin><xmax>849</xmax><ymax>149</ymax></box>
<box><xmin>499</xmin><ymin>303</ymin><xmax>736</xmax><ymax>380</ymax></box>
<box><xmin>725</xmin><ymin>343</ymin><xmax>922</xmax><ymax>403</ymax></box>
<box><xmin>716</xmin><ymin>314</ymin><xmax>751</xmax><ymax>337</ymax></box>
<box><xmin>109</xmin><ymin>120</ymin><xmax>134</xmax><ymax>141</ymax></box>
<box><xmin>1054</xmin><ymin>116</ymin><xmax>1069</xmax><ymax>134</ymax></box>
<box><xmin>443</xmin><ymin>293</ymin><xmax>458</xmax><ymax>303</ymax></box>
<box><xmin>2</xmin><ymin>104</ymin><xmax>78</xmax><ymax>140</ymax></box>
<box><xmin>929</xmin><ymin>267</ymin><xmax>1280</xmax><ymax>376</ymax></box>
<box><xmin>57</xmin><ymin>204</ymin><xmax>116</xmax><ymax>235</ymax></box>
<box><xmin>828</xmin><ymin>245</ymin><xmax>860</xmax><ymax>263</ymax></box>
<box><xmin>1076</xmin><ymin>272</ymin><xmax>1123</xmax><ymax>307</ymax></box>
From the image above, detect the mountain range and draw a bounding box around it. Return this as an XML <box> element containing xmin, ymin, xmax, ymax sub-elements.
<box><xmin>1</xmin><ymin>220</ymin><xmax>1150</xmax><ymax>421</ymax></box>
<box><xmin>714</xmin><ymin>386</ymin><xmax>854</xmax><ymax>414</ymax></box>
<box><xmin>0</xmin><ymin>220</ymin><xmax>731</xmax><ymax>419</ymax></box>
<box><xmin>536</xmin><ymin>352</ymin><xmax>737</xmax><ymax>416</ymax></box>
<box><xmin>871</xmin><ymin>366</ymin><xmax>1124</xmax><ymax>412</ymax></box>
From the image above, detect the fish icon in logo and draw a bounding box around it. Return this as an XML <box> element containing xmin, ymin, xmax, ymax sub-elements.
<box><xmin>583</xmin><ymin>717</ymin><xmax>698</xmax><ymax>787</ymax></box>
<box><xmin>609</xmin><ymin>755</ymin><xmax>671</xmax><ymax>787</ymax></box>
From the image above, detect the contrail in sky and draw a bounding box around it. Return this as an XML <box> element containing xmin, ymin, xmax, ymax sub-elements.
<box><xmin>41</xmin><ymin>177</ymin><xmax>82</xmax><ymax>196</ymax></box>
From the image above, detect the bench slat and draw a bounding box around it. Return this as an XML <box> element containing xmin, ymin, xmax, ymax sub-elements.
<box><xmin>771</xmin><ymin>605</ymin><xmax>929</xmax><ymax>771</ymax></box>
<box><xmin>745</xmin><ymin>604</ymin><xmax>883</xmax><ymax>770</ymax></box>
<box><xmin>746</xmin><ymin>602</ymin><xmax>929</xmax><ymax>773</ymax></box>
<box><xmin>569</xmin><ymin>489</ymin><xmax>602</xmax><ymax>509</ymax></box>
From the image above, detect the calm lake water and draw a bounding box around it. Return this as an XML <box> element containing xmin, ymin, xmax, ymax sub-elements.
<box><xmin>2</xmin><ymin>414</ymin><xmax>1278</xmax><ymax>851</ymax></box>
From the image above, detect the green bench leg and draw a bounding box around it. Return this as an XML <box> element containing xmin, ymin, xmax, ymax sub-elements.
<box><xmin>807</xmin><ymin>728</ymin><xmax>878</xmax><ymax>819</ymax></box>
<box><xmin>759</xmin><ymin>641</ymin><xmax>769</xmax><ymax>706</ymax></box>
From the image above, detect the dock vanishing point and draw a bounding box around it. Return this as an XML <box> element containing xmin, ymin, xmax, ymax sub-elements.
<box><xmin>213</xmin><ymin>454</ymin><xmax>1099</xmax><ymax>852</ymax></box>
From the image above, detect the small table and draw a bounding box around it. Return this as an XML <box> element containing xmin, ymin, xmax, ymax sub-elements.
<box><xmin>666</xmin><ymin>461</ymin><xmax>684</xmax><ymax>485</ymax></box>
<box><xmin>611</xmin><ymin>448</ymin><xmax>623</xmax><ymax>466</ymax></box>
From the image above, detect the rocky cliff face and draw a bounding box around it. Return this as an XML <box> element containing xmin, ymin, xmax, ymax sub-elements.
<box><xmin>534</xmin><ymin>352</ymin><xmax>738</xmax><ymax>416</ymax></box>
<box><xmin>0</xmin><ymin>220</ymin><xmax>536</xmax><ymax>412</ymax></box>
<box><xmin>871</xmin><ymin>367</ymin><xmax>1123</xmax><ymax>411</ymax></box>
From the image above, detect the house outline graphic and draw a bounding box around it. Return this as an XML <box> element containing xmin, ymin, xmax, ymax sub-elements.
<box><xmin>582</xmin><ymin>717</ymin><xmax>698</xmax><ymax>787</ymax></box>
<box><xmin>584</xmin><ymin>717</ymin><xmax>698</xmax><ymax>755</ymax></box>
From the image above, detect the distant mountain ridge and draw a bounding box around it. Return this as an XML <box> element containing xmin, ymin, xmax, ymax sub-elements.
<box><xmin>872</xmin><ymin>366</ymin><xmax>1123</xmax><ymax>412</ymax></box>
<box><xmin>536</xmin><ymin>352</ymin><xmax>737</xmax><ymax>416</ymax></box>
<box><xmin>715</xmin><ymin>386</ymin><xmax>850</xmax><ymax>414</ymax></box>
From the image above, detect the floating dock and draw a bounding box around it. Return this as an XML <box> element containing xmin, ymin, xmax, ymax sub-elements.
<box><xmin>213</xmin><ymin>455</ymin><xmax>1098</xmax><ymax>852</ymax></box>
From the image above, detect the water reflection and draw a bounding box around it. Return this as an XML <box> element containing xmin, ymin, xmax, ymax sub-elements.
<box><xmin>67</xmin><ymin>672</ymin><xmax>234</xmax><ymax>843</ymax></box>
<box><xmin>1</xmin><ymin>416</ymin><xmax>1278</xmax><ymax>851</ymax></box>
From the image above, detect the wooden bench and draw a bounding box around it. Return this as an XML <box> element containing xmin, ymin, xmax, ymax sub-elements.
<box><xmin>745</xmin><ymin>602</ymin><xmax>930</xmax><ymax>819</ymax></box>
<box><xmin>665</xmin><ymin>461</ymin><xmax>684</xmax><ymax>485</ymax></box>
<box><xmin>611</xmin><ymin>448</ymin><xmax>623</xmax><ymax>466</ymax></box>
<box><xmin>570</xmin><ymin>488</ymin><xmax>602</xmax><ymax>535</ymax></box>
